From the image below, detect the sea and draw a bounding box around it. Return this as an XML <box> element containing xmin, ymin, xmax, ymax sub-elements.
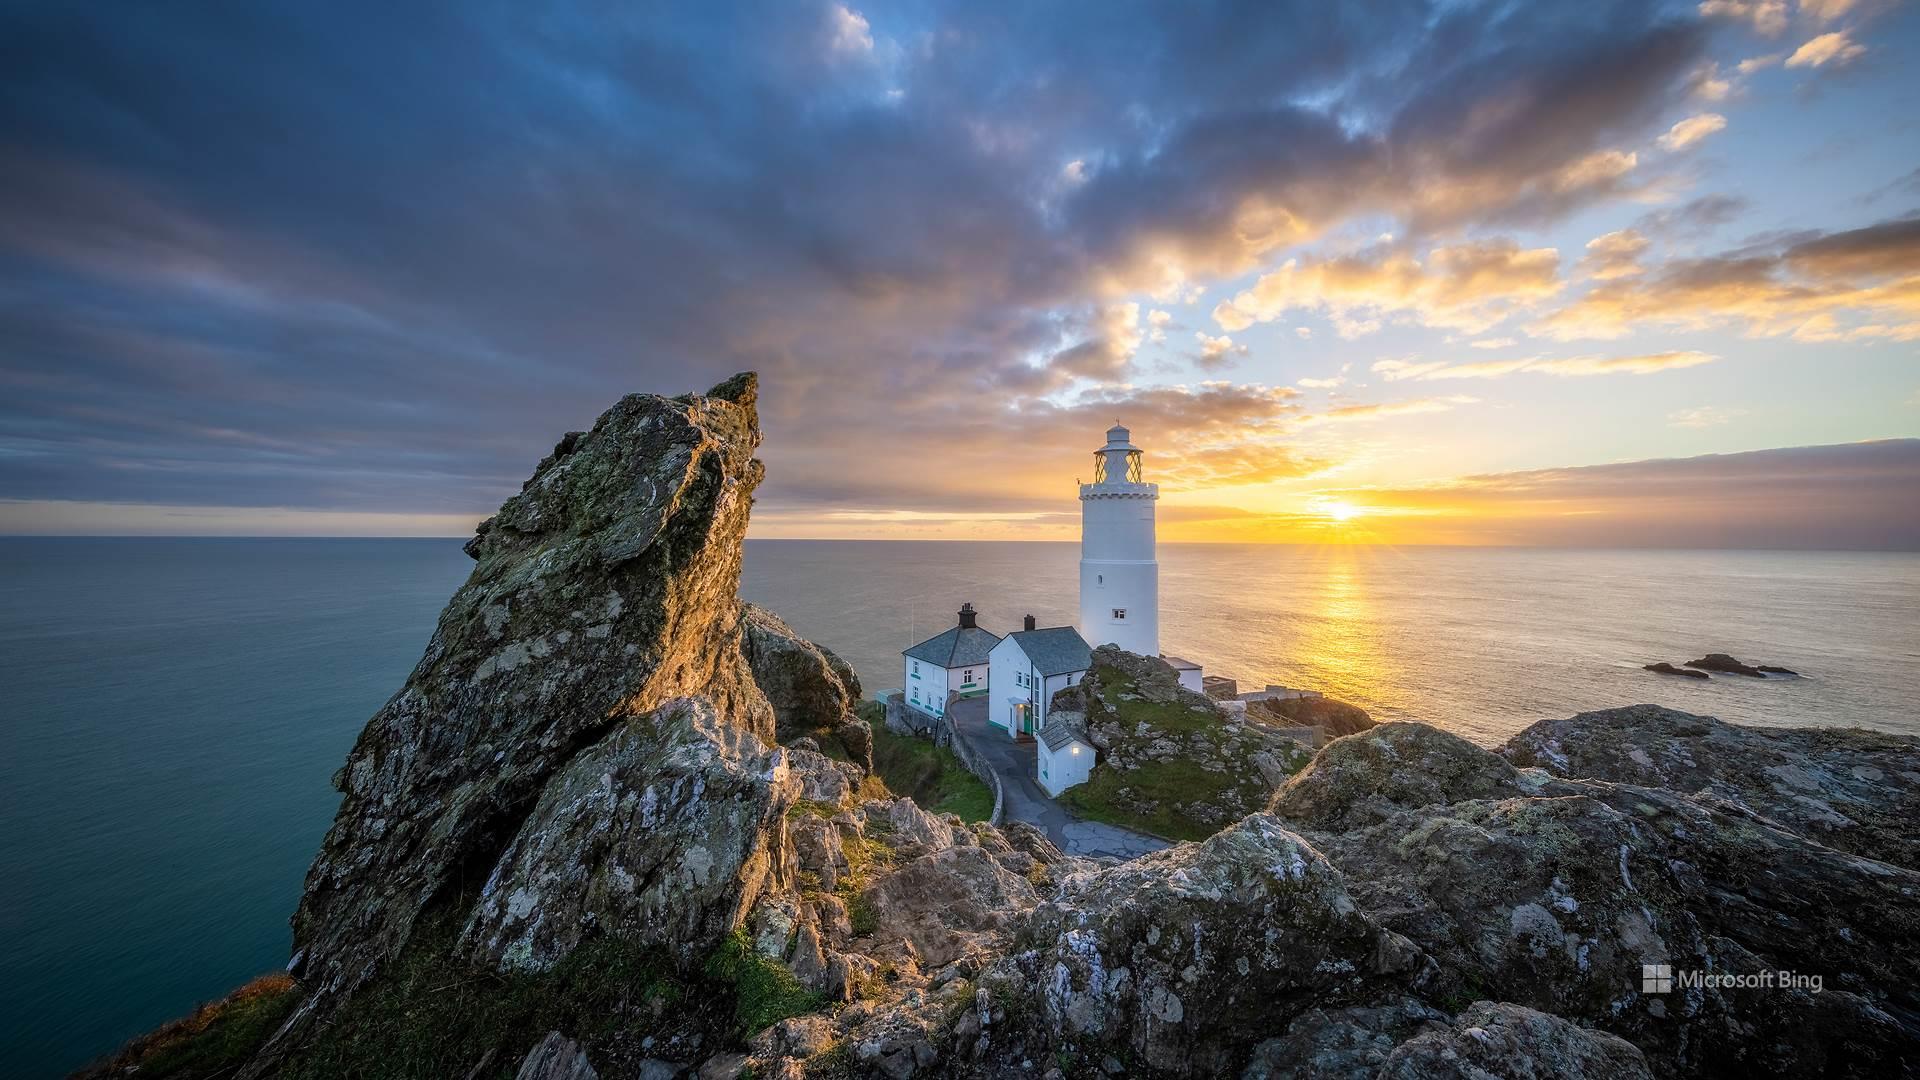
<box><xmin>3</xmin><ymin>537</ymin><xmax>1917</xmax><ymax>1076</ymax></box>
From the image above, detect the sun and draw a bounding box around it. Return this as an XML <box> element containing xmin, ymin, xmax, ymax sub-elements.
<box><xmin>1320</xmin><ymin>500</ymin><xmax>1365</xmax><ymax>523</ymax></box>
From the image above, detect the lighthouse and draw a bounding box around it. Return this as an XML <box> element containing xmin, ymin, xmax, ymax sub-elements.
<box><xmin>1079</xmin><ymin>423</ymin><xmax>1159</xmax><ymax>656</ymax></box>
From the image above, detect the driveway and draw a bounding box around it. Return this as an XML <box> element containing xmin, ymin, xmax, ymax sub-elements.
<box><xmin>947</xmin><ymin>696</ymin><xmax>1169</xmax><ymax>861</ymax></box>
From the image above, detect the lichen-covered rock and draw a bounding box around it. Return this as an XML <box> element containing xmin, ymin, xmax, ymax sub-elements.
<box><xmin>1377</xmin><ymin>1001</ymin><xmax>1651</xmax><ymax>1080</ymax></box>
<box><xmin>284</xmin><ymin>375</ymin><xmax>771</xmax><ymax>1031</ymax></box>
<box><xmin>986</xmin><ymin>813</ymin><xmax>1434</xmax><ymax>1075</ymax></box>
<box><xmin>1242</xmin><ymin>998</ymin><xmax>1648</xmax><ymax>1080</ymax></box>
<box><xmin>1501</xmin><ymin>704</ymin><xmax>1920</xmax><ymax>869</ymax></box>
<box><xmin>459</xmin><ymin>696</ymin><xmax>797</xmax><ymax>971</ymax></box>
<box><xmin>1241</xmin><ymin>997</ymin><xmax>1452</xmax><ymax>1079</ymax></box>
<box><xmin>516</xmin><ymin>1032</ymin><xmax>599</xmax><ymax>1080</ymax></box>
<box><xmin>862</xmin><ymin>845</ymin><xmax>1038</xmax><ymax>968</ymax></box>
<box><xmin>1269</xmin><ymin>722</ymin><xmax>1525</xmax><ymax>832</ymax></box>
<box><xmin>1249</xmin><ymin>694</ymin><xmax>1376</xmax><ymax>739</ymax></box>
<box><xmin>740</xmin><ymin>602</ymin><xmax>863</xmax><ymax>759</ymax></box>
<box><xmin>1306</xmin><ymin>728</ymin><xmax>1920</xmax><ymax>1077</ymax></box>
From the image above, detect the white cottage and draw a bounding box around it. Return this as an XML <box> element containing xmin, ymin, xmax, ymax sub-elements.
<box><xmin>986</xmin><ymin>616</ymin><xmax>1092</xmax><ymax>740</ymax></box>
<box><xmin>901</xmin><ymin>603</ymin><xmax>1000</xmax><ymax>720</ymax></box>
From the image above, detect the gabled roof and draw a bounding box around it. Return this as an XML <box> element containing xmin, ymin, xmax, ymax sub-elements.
<box><xmin>1006</xmin><ymin>626</ymin><xmax>1093</xmax><ymax>676</ymax></box>
<box><xmin>1040</xmin><ymin>715</ymin><xmax>1090</xmax><ymax>751</ymax></box>
<box><xmin>904</xmin><ymin>625</ymin><xmax>1001</xmax><ymax>667</ymax></box>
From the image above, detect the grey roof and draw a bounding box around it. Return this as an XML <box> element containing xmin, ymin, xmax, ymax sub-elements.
<box><xmin>1007</xmin><ymin>626</ymin><xmax>1093</xmax><ymax>676</ymax></box>
<box><xmin>904</xmin><ymin>625</ymin><xmax>1001</xmax><ymax>667</ymax></box>
<box><xmin>1040</xmin><ymin>716</ymin><xmax>1090</xmax><ymax>751</ymax></box>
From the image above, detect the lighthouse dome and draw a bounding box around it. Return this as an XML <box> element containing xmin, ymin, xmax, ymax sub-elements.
<box><xmin>1103</xmin><ymin>423</ymin><xmax>1133</xmax><ymax>449</ymax></box>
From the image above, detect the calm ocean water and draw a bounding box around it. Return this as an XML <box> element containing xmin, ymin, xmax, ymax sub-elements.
<box><xmin>4</xmin><ymin>537</ymin><xmax>1917</xmax><ymax>1075</ymax></box>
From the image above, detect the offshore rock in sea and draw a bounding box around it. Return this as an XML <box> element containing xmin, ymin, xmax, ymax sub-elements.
<box><xmin>1501</xmin><ymin>703</ymin><xmax>1920</xmax><ymax>869</ymax></box>
<box><xmin>283</xmin><ymin>374</ymin><xmax>772</xmax><ymax>1036</ymax></box>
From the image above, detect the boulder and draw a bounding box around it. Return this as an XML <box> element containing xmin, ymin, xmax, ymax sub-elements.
<box><xmin>987</xmin><ymin>813</ymin><xmax>1434</xmax><ymax>1075</ymax></box>
<box><xmin>862</xmin><ymin>845</ymin><xmax>1038</xmax><ymax>968</ymax></box>
<box><xmin>1269</xmin><ymin>722</ymin><xmax>1525</xmax><ymax>832</ymax></box>
<box><xmin>1309</xmin><ymin>726</ymin><xmax>1920</xmax><ymax>1077</ymax></box>
<box><xmin>1242</xmin><ymin>998</ymin><xmax>1650</xmax><ymax>1080</ymax></box>
<box><xmin>1501</xmin><ymin>704</ymin><xmax>1920</xmax><ymax>869</ymax></box>
<box><xmin>740</xmin><ymin>602</ymin><xmax>863</xmax><ymax>755</ymax></box>
<box><xmin>516</xmin><ymin>1032</ymin><xmax>599</xmax><ymax>1080</ymax></box>
<box><xmin>459</xmin><ymin>696</ymin><xmax>797</xmax><ymax>971</ymax></box>
<box><xmin>1377</xmin><ymin>1001</ymin><xmax>1651</xmax><ymax>1080</ymax></box>
<box><xmin>286</xmin><ymin>374</ymin><xmax>772</xmax><ymax>1028</ymax></box>
<box><xmin>1250</xmin><ymin>695</ymin><xmax>1376</xmax><ymax>739</ymax></box>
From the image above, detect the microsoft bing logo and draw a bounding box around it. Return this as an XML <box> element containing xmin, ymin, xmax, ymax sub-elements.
<box><xmin>1643</xmin><ymin>964</ymin><xmax>1672</xmax><ymax>993</ymax></box>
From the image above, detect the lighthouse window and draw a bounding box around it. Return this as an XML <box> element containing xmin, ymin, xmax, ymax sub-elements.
<box><xmin>1112</xmin><ymin>608</ymin><xmax>1127</xmax><ymax>620</ymax></box>
<box><xmin>1097</xmin><ymin>574</ymin><xmax>1104</xmax><ymax>585</ymax></box>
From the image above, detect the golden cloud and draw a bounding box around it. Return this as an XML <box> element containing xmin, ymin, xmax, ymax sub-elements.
<box><xmin>1657</xmin><ymin>113</ymin><xmax>1728</xmax><ymax>151</ymax></box>
<box><xmin>1213</xmin><ymin>238</ymin><xmax>1562</xmax><ymax>337</ymax></box>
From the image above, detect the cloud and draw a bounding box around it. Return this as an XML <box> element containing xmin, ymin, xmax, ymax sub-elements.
<box><xmin>1799</xmin><ymin>0</ymin><xmax>1859</xmax><ymax>21</ymax></box>
<box><xmin>1213</xmin><ymin>239</ymin><xmax>1563</xmax><ymax>337</ymax></box>
<box><xmin>1736</xmin><ymin>52</ymin><xmax>1784</xmax><ymax>73</ymax></box>
<box><xmin>1325</xmin><ymin>440</ymin><xmax>1920</xmax><ymax>549</ymax></box>
<box><xmin>1194</xmin><ymin>331</ymin><xmax>1246</xmax><ymax>370</ymax></box>
<box><xmin>828</xmin><ymin>4</ymin><xmax>875</xmax><ymax>55</ymax></box>
<box><xmin>1579</xmin><ymin>229</ymin><xmax>1651</xmax><ymax>279</ymax></box>
<box><xmin>1668</xmin><ymin>405</ymin><xmax>1746</xmax><ymax>427</ymax></box>
<box><xmin>1311</xmin><ymin>395</ymin><xmax>1478</xmax><ymax>423</ymax></box>
<box><xmin>1373</xmin><ymin>350</ymin><xmax>1716</xmax><ymax>381</ymax></box>
<box><xmin>1657</xmin><ymin>112</ymin><xmax>1728</xmax><ymax>150</ymax></box>
<box><xmin>1532</xmin><ymin>216</ymin><xmax>1920</xmax><ymax>341</ymax></box>
<box><xmin>1786</xmin><ymin>30</ymin><xmax>1867</xmax><ymax>68</ymax></box>
<box><xmin>1297</xmin><ymin>375</ymin><xmax>1344</xmax><ymax>389</ymax></box>
<box><xmin>0</xmin><ymin>0</ymin><xmax>1789</xmax><ymax>531</ymax></box>
<box><xmin>1697</xmin><ymin>0</ymin><xmax>1789</xmax><ymax>36</ymax></box>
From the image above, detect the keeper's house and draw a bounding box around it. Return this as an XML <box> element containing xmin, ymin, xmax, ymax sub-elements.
<box><xmin>986</xmin><ymin>616</ymin><xmax>1092</xmax><ymax>740</ymax></box>
<box><xmin>901</xmin><ymin>603</ymin><xmax>1000</xmax><ymax>720</ymax></box>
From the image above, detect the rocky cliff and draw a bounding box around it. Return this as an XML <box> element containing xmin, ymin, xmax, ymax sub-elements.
<box><xmin>91</xmin><ymin>377</ymin><xmax>1920</xmax><ymax>1080</ymax></box>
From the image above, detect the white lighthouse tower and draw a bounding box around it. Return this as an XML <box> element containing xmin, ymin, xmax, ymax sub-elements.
<box><xmin>1079</xmin><ymin>423</ymin><xmax>1159</xmax><ymax>656</ymax></box>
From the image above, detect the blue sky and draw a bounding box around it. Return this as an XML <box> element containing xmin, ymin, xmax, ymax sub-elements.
<box><xmin>0</xmin><ymin>0</ymin><xmax>1916</xmax><ymax>545</ymax></box>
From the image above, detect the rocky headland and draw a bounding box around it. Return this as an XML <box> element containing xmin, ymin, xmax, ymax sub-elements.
<box><xmin>86</xmin><ymin>376</ymin><xmax>1920</xmax><ymax>1080</ymax></box>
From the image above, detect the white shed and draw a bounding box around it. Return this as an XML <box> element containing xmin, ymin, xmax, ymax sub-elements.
<box><xmin>1037</xmin><ymin>716</ymin><xmax>1096</xmax><ymax>796</ymax></box>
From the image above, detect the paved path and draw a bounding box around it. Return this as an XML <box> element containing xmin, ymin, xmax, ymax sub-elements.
<box><xmin>948</xmin><ymin>697</ymin><xmax>1169</xmax><ymax>861</ymax></box>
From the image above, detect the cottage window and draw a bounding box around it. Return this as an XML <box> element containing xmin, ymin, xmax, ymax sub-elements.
<box><xmin>911</xmin><ymin>660</ymin><xmax>920</xmax><ymax>677</ymax></box>
<box><xmin>963</xmin><ymin>669</ymin><xmax>974</xmax><ymax>682</ymax></box>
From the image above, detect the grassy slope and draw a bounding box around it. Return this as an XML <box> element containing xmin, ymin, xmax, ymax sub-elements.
<box><xmin>1058</xmin><ymin>680</ymin><xmax>1312</xmax><ymax>843</ymax></box>
<box><xmin>868</xmin><ymin>723</ymin><xmax>994</xmax><ymax>824</ymax></box>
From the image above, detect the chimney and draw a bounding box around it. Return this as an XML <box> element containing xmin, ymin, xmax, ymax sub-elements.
<box><xmin>958</xmin><ymin>602</ymin><xmax>977</xmax><ymax>629</ymax></box>
<box><xmin>1023</xmin><ymin>614</ymin><xmax>1037</xmax><ymax>632</ymax></box>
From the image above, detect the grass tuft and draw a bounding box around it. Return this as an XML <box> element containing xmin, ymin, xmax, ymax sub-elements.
<box><xmin>704</xmin><ymin>930</ymin><xmax>824</xmax><ymax>1035</ymax></box>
